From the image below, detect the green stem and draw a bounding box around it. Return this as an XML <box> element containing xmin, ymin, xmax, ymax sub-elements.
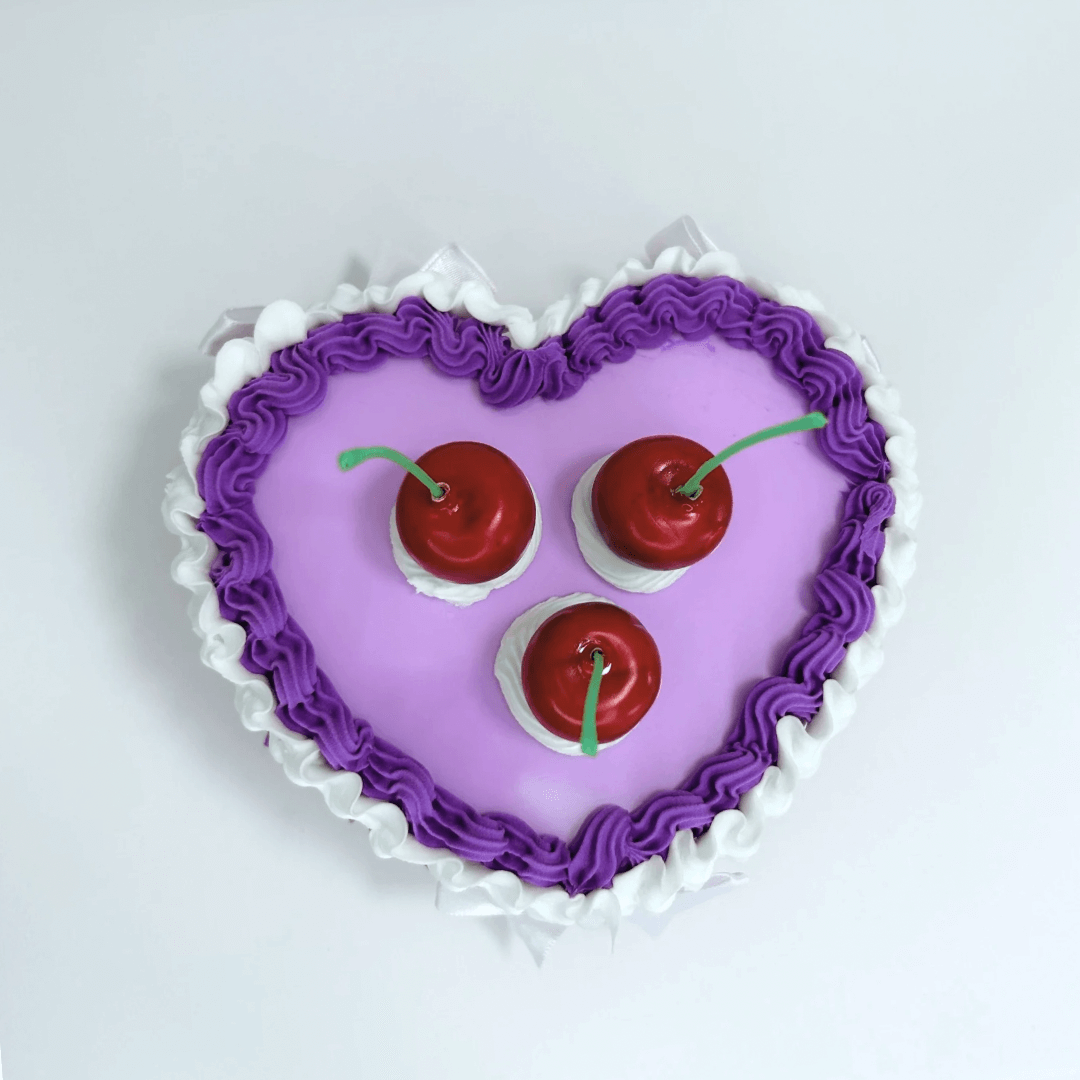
<box><xmin>337</xmin><ymin>445</ymin><xmax>445</xmax><ymax>500</ymax></box>
<box><xmin>581</xmin><ymin>650</ymin><xmax>604</xmax><ymax>757</ymax></box>
<box><xmin>674</xmin><ymin>411</ymin><xmax>828</xmax><ymax>498</ymax></box>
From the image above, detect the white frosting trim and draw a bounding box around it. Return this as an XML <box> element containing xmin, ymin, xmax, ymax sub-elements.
<box><xmin>388</xmin><ymin>487</ymin><xmax>542</xmax><ymax>607</ymax></box>
<box><xmin>163</xmin><ymin>233</ymin><xmax>919</xmax><ymax>939</ymax></box>
<box><xmin>571</xmin><ymin>455</ymin><xmax>689</xmax><ymax>593</ymax></box>
<box><xmin>494</xmin><ymin>593</ymin><xmax>629</xmax><ymax>755</ymax></box>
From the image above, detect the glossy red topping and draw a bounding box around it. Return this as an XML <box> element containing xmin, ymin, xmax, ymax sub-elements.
<box><xmin>521</xmin><ymin>601</ymin><xmax>661</xmax><ymax>744</ymax></box>
<box><xmin>591</xmin><ymin>434</ymin><xmax>733</xmax><ymax>571</ymax></box>
<box><xmin>395</xmin><ymin>442</ymin><xmax>535</xmax><ymax>585</ymax></box>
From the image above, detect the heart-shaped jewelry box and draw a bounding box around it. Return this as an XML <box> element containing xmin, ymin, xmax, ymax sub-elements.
<box><xmin>164</xmin><ymin>224</ymin><xmax>918</xmax><ymax>943</ymax></box>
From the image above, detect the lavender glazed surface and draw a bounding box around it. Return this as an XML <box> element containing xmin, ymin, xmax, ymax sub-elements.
<box><xmin>256</xmin><ymin>339</ymin><xmax>841</xmax><ymax>825</ymax></box>
<box><xmin>197</xmin><ymin>274</ymin><xmax>893</xmax><ymax>895</ymax></box>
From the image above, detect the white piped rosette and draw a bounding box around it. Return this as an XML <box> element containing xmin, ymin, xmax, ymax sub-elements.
<box><xmin>389</xmin><ymin>490</ymin><xmax>542</xmax><ymax>607</ymax></box>
<box><xmin>164</xmin><ymin>218</ymin><xmax>919</xmax><ymax>961</ymax></box>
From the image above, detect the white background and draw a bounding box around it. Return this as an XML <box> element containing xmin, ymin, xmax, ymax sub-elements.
<box><xmin>2</xmin><ymin>2</ymin><xmax>1078</xmax><ymax>1077</ymax></box>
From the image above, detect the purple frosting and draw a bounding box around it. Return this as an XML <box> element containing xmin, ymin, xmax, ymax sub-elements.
<box><xmin>197</xmin><ymin>274</ymin><xmax>893</xmax><ymax>895</ymax></box>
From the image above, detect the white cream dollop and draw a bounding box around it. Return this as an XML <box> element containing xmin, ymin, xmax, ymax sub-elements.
<box><xmin>571</xmin><ymin>456</ymin><xmax>689</xmax><ymax>594</ymax></box>
<box><xmin>390</xmin><ymin>487</ymin><xmax>542</xmax><ymax>607</ymax></box>
<box><xmin>495</xmin><ymin>592</ymin><xmax>630</xmax><ymax>756</ymax></box>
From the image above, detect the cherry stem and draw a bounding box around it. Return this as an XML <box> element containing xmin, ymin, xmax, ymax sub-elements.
<box><xmin>581</xmin><ymin>649</ymin><xmax>604</xmax><ymax>757</ymax></box>
<box><xmin>673</xmin><ymin>411</ymin><xmax>828</xmax><ymax>498</ymax></box>
<box><xmin>337</xmin><ymin>446</ymin><xmax>445</xmax><ymax>501</ymax></box>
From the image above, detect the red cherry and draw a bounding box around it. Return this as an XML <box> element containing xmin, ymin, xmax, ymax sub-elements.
<box><xmin>395</xmin><ymin>441</ymin><xmax>535</xmax><ymax>584</ymax></box>
<box><xmin>591</xmin><ymin>435</ymin><xmax>733</xmax><ymax>571</ymax></box>
<box><xmin>521</xmin><ymin>601</ymin><xmax>661</xmax><ymax>744</ymax></box>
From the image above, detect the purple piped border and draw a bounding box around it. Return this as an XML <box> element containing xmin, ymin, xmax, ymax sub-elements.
<box><xmin>196</xmin><ymin>274</ymin><xmax>893</xmax><ymax>895</ymax></box>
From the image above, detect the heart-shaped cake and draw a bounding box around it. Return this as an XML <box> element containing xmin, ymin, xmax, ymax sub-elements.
<box><xmin>165</xmin><ymin>231</ymin><xmax>918</xmax><ymax>933</ymax></box>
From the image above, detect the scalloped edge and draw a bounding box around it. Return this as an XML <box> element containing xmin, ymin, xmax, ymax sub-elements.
<box><xmin>163</xmin><ymin>245</ymin><xmax>919</xmax><ymax>929</ymax></box>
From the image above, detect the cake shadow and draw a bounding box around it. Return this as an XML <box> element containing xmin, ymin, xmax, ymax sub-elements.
<box><xmin>95</xmin><ymin>350</ymin><xmax>434</xmax><ymax>906</ymax></box>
